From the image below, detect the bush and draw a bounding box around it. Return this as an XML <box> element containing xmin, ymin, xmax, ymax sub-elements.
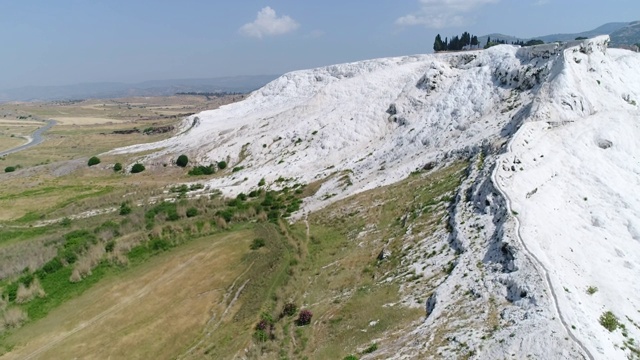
<box><xmin>119</xmin><ymin>202</ymin><xmax>132</xmax><ymax>215</ymax></box>
<box><xmin>232</xmin><ymin>166</ymin><xmax>244</xmax><ymax>172</ymax></box>
<box><xmin>113</xmin><ymin>162</ymin><xmax>123</xmax><ymax>172</ymax></box>
<box><xmin>88</xmin><ymin>156</ymin><xmax>101</xmax><ymax>166</ymax></box>
<box><xmin>282</xmin><ymin>302</ymin><xmax>297</xmax><ymax>317</ymax></box>
<box><xmin>258</xmin><ymin>178</ymin><xmax>266</xmax><ymax>186</ymax></box>
<box><xmin>250</xmin><ymin>238</ymin><xmax>266</xmax><ymax>250</ymax></box>
<box><xmin>4</xmin><ymin>166</ymin><xmax>16</xmax><ymax>173</ymax></box>
<box><xmin>343</xmin><ymin>356</ymin><xmax>359</xmax><ymax>360</ymax></box>
<box><xmin>188</xmin><ymin>165</ymin><xmax>214</xmax><ymax>176</ymax></box>
<box><xmin>254</xmin><ymin>329</ymin><xmax>268</xmax><ymax>342</ymax></box>
<box><xmin>217</xmin><ymin>161</ymin><xmax>227</xmax><ymax>170</ymax></box>
<box><xmin>599</xmin><ymin>311</ymin><xmax>619</xmax><ymax>332</ymax></box>
<box><xmin>362</xmin><ymin>343</ymin><xmax>378</xmax><ymax>354</ymax></box>
<box><xmin>131</xmin><ymin>163</ymin><xmax>145</xmax><ymax>173</ymax></box>
<box><xmin>186</xmin><ymin>207</ymin><xmax>198</xmax><ymax>218</ymax></box>
<box><xmin>296</xmin><ymin>309</ymin><xmax>313</xmax><ymax>326</ymax></box>
<box><xmin>176</xmin><ymin>154</ymin><xmax>189</xmax><ymax>167</ymax></box>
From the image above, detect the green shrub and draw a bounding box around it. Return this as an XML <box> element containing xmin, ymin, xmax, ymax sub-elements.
<box><xmin>188</xmin><ymin>165</ymin><xmax>214</xmax><ymax>176</ymax></box>
<box><xmin>254</xmin><ymin>329</ymin><xmax>268</xmax><ymax>342</ymax></box>
<box><xmin>176</xmin><ymin>154</ymin><xmax>189</xmax><ymax>167</ymax></box>
<box><xmin>4</xmin><ymin>166</ymin><xmax>16</xmax><ymax>173</ymax></box>
<box><xmin>150</xmin><ymin>238</ymin><xmax>171</xmax><ymax>251</ymax></box>
<box><xmin>362</xmin><ymin>343</ymin><xmax>378</xmax><ymax>354</ymax></box>
<box><xmin>119</xmin><ymin>202</ymin><xmax>132</xmax><ymax>215</ymax></box>
<box><xmin>105</xmin><ymin>240</ymin><xmax>116</xmax><ymax>253</ymax></box>
<box><xmin>586</xmin><ymin>286</ymin><xmax>598</xmax><ymax>295</ymax></box>
<box><xmin>599</xmin><ymin>311</ymin><xmax>619</xmax><ymax>332</ymax></box>
<box><xmin>282</xmin><ymin>302</ymin><xmax>297</xmax><ymax>317</ymax></box>
<box><xmin>232</xmin><ymin>166</ymin><xmax>244</xmax><ymax>172</ymax></box>
<box><xmin>343</xmin><ymin>356</ymin><xmax>359</xmax><ymax>360</ymax></box>
<box><xmin>61</xmin><ymin>217</ymin><xmax>72</xmax><ymax>227</ymax></box>
<box><xmin>113</xmin><ymin>162</ymin><xmax>122</xmax><ymax>172</ymax></box>
<box><xmin>258</xmin><ymin>178</ymin><xmax>266</xmax><ymax>186</ymax></box>
<box><xmin>88</xmin><ymin>156</ymin><xmax>101</xmax><ymax>166</ymax></box>
<box><xmin>217</xmin><ymin>161</ymin><xmax>227</xmax><ymax>170</ymax></box>
<box><xmin>186</xmin><ymin>207</ymin><xmax>198</xmax><ymax>218</ymax></box>
<box><xmin>250</xmin><ymin>238</ymin><xmax>266</xmax><ymax>250</ymax></box>
<box><xmin>131</xmin><ymin>163</ymin><xmax>145</xmax><ymax>173</ymax></box>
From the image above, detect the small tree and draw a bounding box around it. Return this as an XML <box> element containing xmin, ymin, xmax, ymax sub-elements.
<box><xmin>113</xmin><ymin>162</ymin><xmax>123</xmax><ymax>172</ymax></box>
<box><xmin>131</xmin><ymin>163</ymin><xmax>145</xmax><ymax>173</ymax></box>
<box><xmin>176</xmin><ymin>154</ymin><xmax>189</xmax><ymax>167</ymax></box>
<box><xmin>4</xmin><ymin>166</ymin><xmax>16</xmax><ymax>173</ymax></box>
<box><xmin>88</xmin><ymin>156</ymin><xmax>101</xmax><ymax>166</ymax></box>
<box><xmin>217</xmin><ymin>161</ymin><xmax>227</xmax><ymax>170</ymax></box>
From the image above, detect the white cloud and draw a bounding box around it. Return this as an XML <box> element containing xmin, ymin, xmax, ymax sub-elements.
<box><xmin>240</xmin><ymin>6</ymin><xmax>300</xmax><ymax>39</ymax></box>
<box><xmin>396</xmin><ymin>0</ymin><xmax>500</xmax><ymax>29</ymax></box>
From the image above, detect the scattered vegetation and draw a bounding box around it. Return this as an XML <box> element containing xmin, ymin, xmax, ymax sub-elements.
<box><xmin>586</xmin><ymin>286</ymin><xmax>598</xmax><ymax>295</ymax></box>
<box><xmin>113</xmin><ymin>162</ymin><xmax>122</xmax><ymax>172</ymax></box>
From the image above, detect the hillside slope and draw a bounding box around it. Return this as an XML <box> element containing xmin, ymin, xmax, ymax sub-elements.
<box><xmin>109</xmin><ymin>36</ymin><xmax>640</xmax><ymax>359</ymax></box>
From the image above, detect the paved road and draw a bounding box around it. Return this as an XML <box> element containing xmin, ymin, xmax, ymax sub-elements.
<box><xmin>0</xmin><ymin>119</ymin><xmax>56</xmax><ymax>157</ymax></box>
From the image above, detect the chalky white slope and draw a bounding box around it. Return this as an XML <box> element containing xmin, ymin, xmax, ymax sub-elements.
<box><xmin>109</xmin><ymin>36</ymin><xmax>640</xmax><ymax>358</ymax></box>
<box><xmin>495</xmin><ymin>40</ymin><xmax>640</xmax><ymax>359</ymax></box>
<box><xmin>109</xmin><ymin>44</ymin><xmax>533</xmax><ymax>210</ymax></box>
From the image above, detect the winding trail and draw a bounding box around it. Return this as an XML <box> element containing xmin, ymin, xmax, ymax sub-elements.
<box><xmin>491</xmin><ymin>137</ymin><xmax>594</xmax><ymax>360</ymax></box>
<box><xmin>0</xmin><ymin>120</ymin><xmax>56</xmax><ymax>157</ymax></box>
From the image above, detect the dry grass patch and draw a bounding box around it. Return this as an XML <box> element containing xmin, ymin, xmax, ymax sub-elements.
<box><xmin>50</xmin><ymin>117</ymin><xmax>127</xmax><ymax>125</ymax></box>
<box><xmin>2</xmin><ymin>231</ymin><xmax>252</xmax><ymax>359</ymax></box>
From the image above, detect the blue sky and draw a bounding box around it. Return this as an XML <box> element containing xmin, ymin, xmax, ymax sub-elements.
<box><xmin>1</xmin><ymin>0</ymin><xmax>638</xmax><ymax>89</ymax></box>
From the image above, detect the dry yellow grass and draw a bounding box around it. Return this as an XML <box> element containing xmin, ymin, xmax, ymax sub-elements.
<box><xmin>49</xmin><ymin>117</ymin><xmax>127</xmax><ymax>125</ymax></box>
<box><xmin>0</xmin><ymin>137</ymin><xmax>27</xmax><ymax>153</ymax></box>
<box><xmin>3</xmin><ymin>231</ymin><xmax>252</xmax><ymax>360</ymax></box>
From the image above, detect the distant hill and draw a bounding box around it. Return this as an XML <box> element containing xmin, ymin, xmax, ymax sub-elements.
<box><xmin>0</xmin><ymin>75</ymin><xmax>280</xmax><ymax>103</ymax></box>
<box><xmin>610</xmin><ymin>21</ymin><xmax>640</xmax><ymax>47</ymax></box>
<box><xmin>478</xmin><ymin>21</ymin><xmax>638</xmax><ymax>47</ymax></box>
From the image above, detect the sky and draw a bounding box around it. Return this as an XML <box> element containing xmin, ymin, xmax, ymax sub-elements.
<box><xmin>1</xmin><ymin>0</ymin><xmax>638</xmax><ymax>89</ymax></box>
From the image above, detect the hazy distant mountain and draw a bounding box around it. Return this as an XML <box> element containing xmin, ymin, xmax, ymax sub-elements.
<box><xmin>0</xmin><ymin>75</ymin><xmax>280</xmax><ymax>102</ymax></box>
<box><xmin>478</xmin><ymin>21</ymin><xmax>637</xmax><ymax>47</ymax></box>
<box><xmin>609</xmin><ymin>21</ymin><xmax>640</xmax><ymax>47</ymax></box>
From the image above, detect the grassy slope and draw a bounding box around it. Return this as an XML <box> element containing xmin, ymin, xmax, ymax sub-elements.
<box><xmin>2</xmin><ymin>231</ymin><xmax>252</xmax><ymax>359</ymax></box>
